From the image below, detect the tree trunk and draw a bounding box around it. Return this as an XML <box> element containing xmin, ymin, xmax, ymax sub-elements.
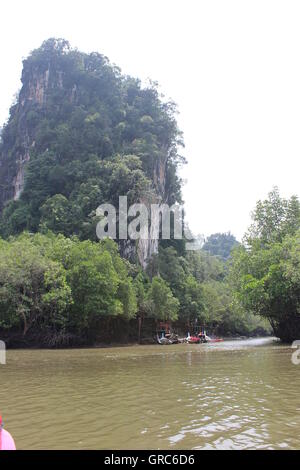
<box><xmin>138</xmin><ymin>315</ymin><xmax>143</xmax><ymax>344</ymax></box>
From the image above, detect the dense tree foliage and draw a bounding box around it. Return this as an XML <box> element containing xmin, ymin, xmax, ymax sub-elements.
<box><xmin>0</xmin><ymin>233</ymin><xmax>137</xmax><ymax>345</ymax></box>
<box><xmin>145</xmin><ymin>245</ymin><xmax>269</xmax><ymax>337</ymax></box>
<box><xmin>0</xmin><ymin>231</ymin><xmax>269</xmax><ymax>346</ymax></box>
<box><xmin>203</xmin><ymin>232</ymin><xmax>239</xmax><ymax>260</ymax></box>
<box><xmin>0</xmin><ymin>235</ymin><xmax>71</xmax><ymax>337</ymax></box>
<box><xmin>147</xmin><ymin>277</ymin><xmax>179</xmax><ymax>321</ymax></box>
<box><xmin>230</xmin><ymin>188</ymin><xmax>300</xmax><ymax>342</ymax></box>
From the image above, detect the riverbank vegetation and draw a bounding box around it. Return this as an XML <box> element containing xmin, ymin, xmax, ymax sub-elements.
<box><xmin>0</xmin><ymin>39</ymin><xmax>296</xmax><ymax>346</ymax></box>
<box><xmin>0</xmin><ymin>231</ymin><xmax>270</xmax><ymax>347</ymax></box>
<box><xmin>230</xmin><ymin>188</ymin><xmax>300</xmax><ymax>342</ymax></box>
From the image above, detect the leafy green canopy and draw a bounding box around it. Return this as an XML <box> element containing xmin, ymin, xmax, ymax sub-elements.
<box><xmin>0</xmin><ymin>233</ymin><xmax>137</xmax><ymax>341</ymax></box>
<box><xmin>146</xmin><ymin>245</ymin><xmax>268</xmax><ymax>335</ymax></box>
<box><xmin>230</xmin><ymin>188</ymin><xmax>300</xmax><ymax>341</ymax></box>
<box><xmin>203</xmin><ymin>232</ymin><xmax>239</xmax><ymax>260</ymax></box>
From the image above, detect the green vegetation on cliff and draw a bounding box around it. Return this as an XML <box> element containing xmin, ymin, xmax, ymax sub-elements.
<box><xmin>0</xmin><ymin>38</ymin><xmax>183</xmax><ymax>238</ymax></box>
<box><xmin>0</xmin><ymin>39</ymin><xmax>275</xmax><ymax>345</ymax></box>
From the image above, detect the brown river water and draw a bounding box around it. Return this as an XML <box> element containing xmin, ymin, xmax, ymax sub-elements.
<box><xmin>0</xmin><ymin>337</ymin><xmax>300</xmax><ymax>450</ymax></box>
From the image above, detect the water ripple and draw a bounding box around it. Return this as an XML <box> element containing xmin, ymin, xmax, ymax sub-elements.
<box><xmin>1</xmin><ymin>338</ymin><xmax>300</xmax><ymax>449</ymax></box>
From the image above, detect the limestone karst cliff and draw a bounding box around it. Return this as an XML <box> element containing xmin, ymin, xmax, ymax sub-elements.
<box><xmin>0</xmin><ymin>38</ymin><xmax>184</xmax><ymax>267</ymax></box>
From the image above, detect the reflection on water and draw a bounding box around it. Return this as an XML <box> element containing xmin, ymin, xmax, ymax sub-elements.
<box><xmin>0</xmin><ymin>337</ymin><xmax>299</xmax><ymax>449</ymax></box>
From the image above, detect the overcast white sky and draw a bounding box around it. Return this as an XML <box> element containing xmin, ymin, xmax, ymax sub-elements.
<box><xmin>1</xmin><ymin>0</ymin><xmax>300</xmax><ymax>240</ymax></box>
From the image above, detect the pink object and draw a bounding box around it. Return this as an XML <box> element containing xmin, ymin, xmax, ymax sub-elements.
<box><xmin>0</xmin><ymin>429</ymin><xmax>16</xmax><ymax>450</ymax></box>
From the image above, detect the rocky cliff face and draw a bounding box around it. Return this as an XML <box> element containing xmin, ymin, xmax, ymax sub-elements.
<box><xmin>0</xmin><ymin>59</ymin><xmax>71</xmax><ymax>206</ymax></box>
<box><xmin>0</xmin><ymin>39</ymin><xmax>182</xmax><ymax>268</ymax></box>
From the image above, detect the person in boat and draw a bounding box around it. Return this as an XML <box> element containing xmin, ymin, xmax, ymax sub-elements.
<box><xmin>0</xmin><ymin>415</ymin><xmax>16</xmax><ymax>450</ymax></box>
